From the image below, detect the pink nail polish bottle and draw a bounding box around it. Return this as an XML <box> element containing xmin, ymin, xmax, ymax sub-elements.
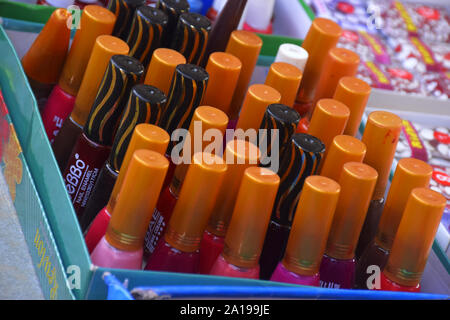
<box><xmin>90</xmin><ymin>150</ymin><xmax>168</xmax><ymax>269</ymax></box>
<box><xmin>209</xmin><ymin>167</ymin><xmax>280</xmax><ymax>279</ymax></box>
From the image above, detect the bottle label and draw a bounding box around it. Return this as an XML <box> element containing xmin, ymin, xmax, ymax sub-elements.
<box><xmin>319</xmin><ymin>280</ymin><xmax>341</xmax><ymax>289</ymax></box>
<box><xmin>394</xmin><ymin>1</ymin><xmax>417</xmax><ymax>33</ymax></box>
<box><xmin>145</xmin><ymin>208</ymin><xmax>166</xmax><ymax>254</ymax></box>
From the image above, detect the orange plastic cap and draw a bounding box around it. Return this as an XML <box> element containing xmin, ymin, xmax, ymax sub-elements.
<box><xmin>207</xmin><ymin>139</ymin><xmax>261</xmax><ymax>237</ymax></box>
<box><xmin>307</xmin><ymin>99</ymin><xmax>350</xmax><ymax>153</ymax></box>
<box><xmin>71</xmin><ymin>35</ymin><xmax>129</xmax><ymax>126</ymax></box>
<box><xmin>106</xmin><ymin>150</ymin><xmax>169</xmax><ymax>251</ymax></box>
<box><xmin>326</xmin><ymin>162</ymin><xmax>378</xmax><ymax>260</ymax></box>
<box><xmin>235</xmin><ymin>84</ymin><xmax>281</xmax><ymax>131</ymax></box>
<box><xmin>384</xmin><ymin>188</ymin><xmax>446</xmax><ymax>287</ymax></box>
<box><xmin>225</xmin><ymin>30</ymin><xmax>263</xmax><ymax>120</ymax></box>
<box><xmin>108</xmin><ymin>124</ymin><xmax>170</xmax><ymax>212</ymax></box>
<box><xmin>320</xmin><ymin>135</ymin><xmax>366</xmax><ymax>181</ymax></box>
<box><xmin>21</xmin><ymin>9</ymin><xmax>72</xmax><ymax>84</ymax></box>
<box><xmin>58</xmin><ymin>5</ymin><xmax>116</xmax><ymax>95</ymax></box>
<box><xmin>283</xmin><ymin>176</ymin><xmax>340</xmax><ymax>276</ymax></box>
<box><xmin>265</xmin><ymin>62</ymin><xmax>303</xmax><ymax>107</ymax></box>
<box><xmin>362</xmin><ymin>111</ymin><xmax>402</xmax><ymax>200</ymax></box>
<box><xmin>333</xmin><ymin>77</ymin><xmax>371</xmax><ymax>137</ymax></box>
<box><xmin>376</xmin><ymin>158</ymin><xmax>433</xmax><ymax>251</ymax></box>
<box><xmin>144</xmin><ymin>48</ymin><xmax>186</xmax><ymax>96</ymax></box>
<box><xmin>223</xmin><ymin>167</ymin><xmax>280</xmax><ymax>268</ymax></box>
<box><xmin>166</xmin><ymin>152</ymin><xmax>227</xmax><ymax>252</ymax></box>
<box><xmin>297</xmin><ymin>18</ymin><xmax>342</xmax><ymax>103</ymax></box>
<box><xmin>202</xmin><ymin>52</ymin><xmax>242</xmax><ymax>116</ymax></box>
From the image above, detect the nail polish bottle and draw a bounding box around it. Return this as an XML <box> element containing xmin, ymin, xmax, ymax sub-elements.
<box><xmin>235</xmin><ymin>84</ymin><xmax>281</xmax><ymax>132</ymax></box>
<box><xmin>51</xmin><ymin>36</ymin><xmax>129</xmax><ymax>163</ymax></box>
<box><xmin>62</xmin><ymin>55</ymin><xmax>144</xmax><ymax>219</ymax></box>
<box><xmin>259</xmin><ymin>133</ymin><xmax>325</xmax><ymax>280</ymax></box>
<box><xmin>332</xmin><ymin>77</ymin><xmax>371</xmax><ymax>137</ymax></box>
<box><xmin>320</xmin><ymin>135</ymin><xmax>366</xmax><ymax>182</ymax></box>
<box><xmin>157</xmin><ymin>0</ymin><xmax>190</xmax><ymax>46</ymax></box>
<box><xmin>355</xmin><ymin>158</ymin><xmax>432</xmax><ymax>289</ymax></box>
<box><xmin>107</xmin><ymin>0</ymin><xmax>146</xmax><ymax>41</ymax></box>
<box><xmin>380</xmin><ymin>188</ymin><xmax>445</xmax><ymax>292</ymax></box>
<box><xmin>157</xmin><ymin>64</ymin><xmax>209</xmax><ymax>190</ymax></box>
<box><xmin>199</xmin><ymin>139</ymin><xmax>261</xmax><ymax>274</ymax></box>
<box><xmin>293</xmin><ymin>18</ymin><xmax>342</xmax><ymax>117</ymax></box>
<box><xmin>258</xmin><ymin>103</ymin><xmax>301</xmax><ymax>169</ymax></box>
<box><xmin>41</xmin><ymin>6</ymin><xmax>116</xmax><ymax>142</ymax></box>
<box><xmin>144</xmin><ymin>106</ymin><xmax>228</xmax><ymax>257</ymax></box>
<box><xmin>243</xmin><ymin>0</ymin><xmax>274</xmax><ymax>35</ymax></box>
<box><xmin>319</xmin><ymin>162</ymin><xmax>378</xmax><ymax>289</ymax></box>
<box><xmin>143</xmin><ymin>48</ymin><xmax>186</xmax><ymax>97</ymax></box>
<box><xmin>355</xmin><ymin>111</ymin><xmax>402</xmax><ymax>259</ymax></box>
<box><xmin>200</xmin><ymin>0</ymin><xmax>248</xmax><ymax>67</ymax></box>
<box><xmin>210</xmin><ymin>167</ymin><xmax>280</xmax><ymax>279</ymax></box>
<box><xmin>90</xmin><ymin>150</ymin><xmax>169</xmax><ymax>269</ymax></box>
<box><xmin>145</xmin><ymin>152</ymin><xmax>227</xmax><ymax>273</ymax></box>
<box><xmin>80</xmin><ymin>85</ymin><xmax>167</xmax><ymax>229</ymax></box>
<box><xmin>264</xmin><ymin>62</ymin><xmax>302</xmax><ymax>108</ymax></box>
<box><xmin>306</xmin><ymin>99</ymin><xmax>350</xmax><ymax>164</ymax></box>
<box><xmin>202</xmin><ymin>52</ymin><xmax>242</xmax><ymax>117</ymax></box>
<box><xmin>274</xmin><ymin>43</ymin><xmax>309</xmax><ymax>73</ymax></box>
<box><xmin>170</xmin><ymin>13</ymin><xmax>212</xmax><ymax>65</ymax></box>
<box><xmin>21</xmin><ymin>8</ymin><xmax>71</xmax><ymax>110</ymax></box>
<box><xmin>126</xmin><ymin>6</ymin><xmax>168</xmax><ymax>68</ymax></box>
<box><xmin>225</xmin><ymin>30</ymin><xmax>262</xmax><ymax>124</ymax></box>
<box><xmin>270</xmin><ymin>176</ymin><xmax>340</xmax><ymax>286</ymax></box>
<box><xmin>84</xmin><ymin>124</ymin><xmax>170</xmax><ymax>253</ymax></box>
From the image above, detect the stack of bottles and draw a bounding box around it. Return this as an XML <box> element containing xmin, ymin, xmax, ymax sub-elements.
<box><xmin>22</xmin><ymin>1</ymin><xmax>446</xmax><ymax>293</ymax></box>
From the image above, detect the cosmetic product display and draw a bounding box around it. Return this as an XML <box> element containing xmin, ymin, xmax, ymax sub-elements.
<box><xmin>41</xmin><ymin>6</ymin><xmax>117</xmax><ymax>143</ymax></box>
<box><xmin>107</xmin><ymin>0</ymin><xmax>146</xmax><ymax>41</ymax></box>
<box><xmin>62</xmin><ymin>55</ymin><xmax>144</xmax><ymax>219</ymax></box>
<box><xmin>264</xmin><ymin>62</ymin><xmax>303</xmax><ymax>108</ymax></box>
<box><xmin>355</xmin><ymin>111</ymin><xmax>402</xmax><ymax>259</ymax></box>
<box><xmin>355</xmin><ymin>158</ymin><xmax>432</xmax><ymax>289</ymax></box>
<box><xmin>380</xmin><ymin>188</ymin><xmax>446</xmax><ymax>292</ymax></box>
<box><xmin>126</xmin><ymin>6</ymin><xmax>168</xmax><ymax>68</ymax></box>
<box><xmin>21</xmin><ymin>8</ymin><xmax>71</xmax><ymax>110</ymax></box>
<box><xmin>157</xmin><ymin>0</ymin><xmax>190</xmax><ymax>46</ymax></box>
<box><xmin>319</xmin><ymin>162</ymin><xmax>377</xmax><ymax>289</ymax></box>
<box><xmin>270</xmin><ymin>176</ymin><xmax>340</xmax><ymax>286</ymax></box>
<box><xmin>80</xmin><ymin>85</ymin><xmax>166</xmax><ymax>229</ymax></box>
<box><xmin>91</xmin><ymin>150</ymin><xmax>169</xmax><ymax>269</ymax></box>
<box><xmin>84</xmin><ymin>124</ymin><xmax>169</xmax><ymax>253</ymax></box>
<box><xmin>143</xmin><ymin>48</ymin><xmax>186</xmax><ymax>96</ymax></box>
<box><xmin>199</xmin><ymin>139</ymin><xmax>261</xmax><ymax>274</ymax></box>
<box><xmin>259</xmin><ymin>133</ymin><xmax>325</xmax><ymax>280</ymax></box>
<box><xmin>145</xmin><ymin>152</ymin><xmax>227</xmax><ymax>273</ymax></box>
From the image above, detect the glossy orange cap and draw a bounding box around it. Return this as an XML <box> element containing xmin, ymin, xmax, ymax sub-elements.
<box><xmin>312</xmin><ymin>48</ymin><xmax>360</xmax><ymax>107</ymax></box>
<box><xmin>265</xmin><ymin>62</ymin><xmax>303</xmax><ymax>108</ymax></box>
<box><xmin>22</xmin><ymin>9</ymin><xmax>72</xmax><ymax>84</ymax></box>
<box><xmin>326</xmin><ymin>162</ymin><xmax>378</xmax><ymax>260</ymax></box>
<box><xmin>144</xmin><ymin>48</ymin><xmax>186</xmax><ymax>96</ymax></box>
<box><xmin>166</xmin><ymin>153</ymin><xmax>227</xmax><ymax>253</ymax></box>
<box><xmin>384</xmin><ymin>188</ymin><xmax>446</xmax><ymax>287</ymax></box>
<box><xmin>235</xmin><ymin>84</ymin><xmax>281</xmax><ymax>131</ymax></box>
<box><xmin>307</xmin><ymin>99</ymin><xmax>350</xmax><ymax>156</ymax></box>
<box><xmin>223</xmin><ymin>167</ymin><xmax>280</xmax><ymax>268</ymax></box>
<box><xmin>71</xmin><ymin>35</ymin><xmax>129</xmax><ymax>126</ymax></box>
<box><xmin>171</xmin><ymin>106</ymin><xmax>229</xmax><ymax>196</ymax></box>
<box><xmin>376</xmin><ymin>158</ymin><xmax>433</xmax><ymax>251</ymax></box>
<box><xmin>202</xmin><ymin>52</ymin><xmax>242</xmax><ymax>116</ymax></box>
<box><xmin>283</xmin><ymin>176</ymin><xmax>340</xmax><ymax>276</ymax></box>
<box><xmin>297</xmin><ymin>18</ymin><xmax>342</xmax><ymax>104</ymax></box>
<box><xmin>225</xmin><ymin>30</ymin><xmax>263</xmax><ymax>120</ymax></box>
<box><xmin>207</xmin><ymin>139</ymin><xmax>261</xmax><ymax>237</ymax></box>
<box><xmin>362</xmin><ymin>111</ymin><xmax>402</xmax><ymax>200</ymax></box>
<box><xmin>333</xmin><ymin>77</ymin><xmax>371</xmax><ymax>136</ymax></box>
<box><xmin>58</xmin><ymin>5</ymin><xmax>116</xmax><ymax>96</ymax></box>
<box><xmin>107</xmin><ymin>124</ymin><xmax>170</xmax><ymax>213</ymax></box>
<box><xmin>320</xmin><ymin>135</ymin><xmax>366</xmax><ymax>182</ymax></box>
<box><xmin>106</xmin><ymin>150</ymin><xmax>169</xmax><ymax>251</ymax></box>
